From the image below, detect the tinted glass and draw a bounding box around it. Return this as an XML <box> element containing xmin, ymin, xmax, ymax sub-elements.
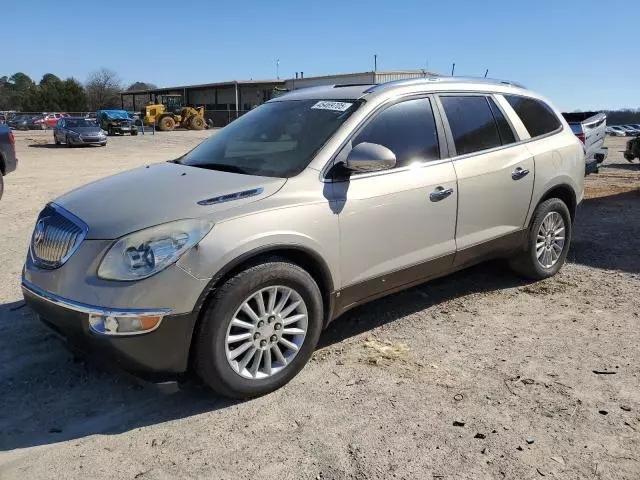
<box><xmin>179</xmin><ymin>99</ymin><xmax>360</xmax><ymax>178</ymax></box>
<box><xmin>441</xmin><ymin>96</ymin><xmax>502</xmax><ymax>155</ymax></box>
<box><xmin>487</xmin><ymin>97</ymin><xmax>516</xmax><ymax>144</ymax></box>
<box><xmin>352</xmin><ymin>98</ymin><xmax>439</xmax><ymax>167</ymax></box>
<box><xmin>504</xmin><ymin>95</ymin><xmax>561</xmax><ymax>138</ymax></box>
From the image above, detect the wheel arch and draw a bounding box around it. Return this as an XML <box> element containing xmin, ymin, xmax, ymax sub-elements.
<box><xmin>536</xmin><ymin>183</ymin><xmax>577</xmax><ymax>221</ymax></box>
<box><xmin>0</xmin><ymin>151</ymin><xmax>5</xmax><ymax>175</ymax></box>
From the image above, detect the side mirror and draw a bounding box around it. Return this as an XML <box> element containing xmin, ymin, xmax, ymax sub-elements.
<box><xmin>345</xmin><ymin>142</ymin><xmax>396</xmax><ymax>173</ymax></box>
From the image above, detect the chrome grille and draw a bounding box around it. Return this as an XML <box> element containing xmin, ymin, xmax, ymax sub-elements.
<box><xmin>30</xmin><ymin>204</ymin><xmax>88</xmax><ymax>269</ymax></box>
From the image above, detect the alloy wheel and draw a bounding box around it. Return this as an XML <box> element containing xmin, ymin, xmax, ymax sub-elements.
<box><xmin>225</xmin><ymin>286</ymin><xmax>308</xmax><ymax>380</ymax></box>
<box><xmin>536</xmin><ymin>211</ymin><xmax>565</xmax><ymax>268</ymax></box>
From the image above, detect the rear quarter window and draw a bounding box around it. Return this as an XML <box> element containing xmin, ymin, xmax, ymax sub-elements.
<box><xmin>504</xmin><ymin>95</ymin><xmax>562</xmax><ymax>138</ymax></box>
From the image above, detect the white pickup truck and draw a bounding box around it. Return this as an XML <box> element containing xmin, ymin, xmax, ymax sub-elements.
<box><xmin>562</xmin><ymin>112</ymin><xmax>608</xmax><ymax>174</ymax></box>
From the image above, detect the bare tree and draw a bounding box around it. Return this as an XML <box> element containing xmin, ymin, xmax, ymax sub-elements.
<box><xmin>85</xmin><ymin>68</ymin><xmax>122</xmax><ymax>110</ymax></box>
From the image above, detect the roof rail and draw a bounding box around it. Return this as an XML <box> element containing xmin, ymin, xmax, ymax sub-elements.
<box><xmin>364</xmin><ymin>76</ymin><xmax>525</xmax><ymax>93</ymax></box>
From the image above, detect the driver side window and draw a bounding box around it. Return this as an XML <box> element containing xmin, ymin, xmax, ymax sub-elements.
<box><xmin>351</xmin><ymin>98</ymin><xmax>440</xmax><ymax>168</ymax></box>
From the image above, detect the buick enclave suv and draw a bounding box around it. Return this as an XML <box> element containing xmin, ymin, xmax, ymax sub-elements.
<box><xmin>22</xmin><ymin>77</ymin><xmax>584</xmax><ymax>397</ymax></box>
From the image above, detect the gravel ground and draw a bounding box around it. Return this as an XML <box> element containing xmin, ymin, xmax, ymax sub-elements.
<box><xmin>0</xmin><ymin>131</ymin><xmax>638</xmax><ymax>480</ymax></box>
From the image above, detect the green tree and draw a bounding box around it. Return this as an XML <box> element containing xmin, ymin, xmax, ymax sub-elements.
<box><xmin>7</xmin><ymin>72</ymin><xmax>37</xmax><ymax>111</ymax></box>
<box><xmin>126</xmin><ymin>81</ymin><xmax>157</xmax><ymax>91</ymax></box>
<box><xmin>39</xmin><ymin>73</ymin><xmax>64</xmax><ymax>110</ymax></box>
<box><xmin>60</xmin><ymin>78</ymin><xmax>87</xmax><ymax>112</ymax></box>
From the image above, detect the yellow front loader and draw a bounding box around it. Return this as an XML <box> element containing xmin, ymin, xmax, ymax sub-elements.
<box><xmin>142</xmin><ymin>94</ymin><xmax>206</xmax><ymax>131</ymax></box>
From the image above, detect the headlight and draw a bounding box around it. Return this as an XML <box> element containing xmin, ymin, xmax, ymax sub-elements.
<box><xmin>98</xmin><ymin>219</ymin><xmax>213</xmax><ymax>281</ymax></box>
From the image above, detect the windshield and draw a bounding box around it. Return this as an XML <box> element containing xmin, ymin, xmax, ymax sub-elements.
<box><xmin>178</xmin><ymin>99</ymin><xmax>361</xmax><ymax>177</ymax></box>
<box><xmin>66</xmin><ymin>119</ymin><xmax>98</xmax><ymax>128</ymax></box>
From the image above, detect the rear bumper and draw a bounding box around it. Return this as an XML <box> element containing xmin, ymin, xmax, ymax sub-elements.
<box><xmin>22</xmin><ymin>280</ymin><xmax>198</xmax><ymax>386</ymax></box>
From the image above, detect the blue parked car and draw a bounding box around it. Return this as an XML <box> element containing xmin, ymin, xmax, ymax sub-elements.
<box><xmin>96</xmin><ymin>110</ymin><xmax>139</xmax><ymax>136</ymax></box>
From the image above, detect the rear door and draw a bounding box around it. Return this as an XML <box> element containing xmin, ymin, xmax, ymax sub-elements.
<box><xmin>437</xmin><ymin>94</ymin><xmax>534</xmax><ymax>261</ymax></box>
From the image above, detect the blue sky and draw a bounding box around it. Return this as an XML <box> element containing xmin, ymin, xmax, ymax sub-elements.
<box><xmin>4</xmin><ymin>0</ymin><xmax>637</xmax><ymax>111</ymax></box>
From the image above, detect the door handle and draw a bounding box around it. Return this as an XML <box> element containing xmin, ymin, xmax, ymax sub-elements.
<box><xmin>511</xmin><ymin>167</ymin><xmax>530</xmax><ymax>180</ymax></box>
<box><xmin>429</xmin><ymin>186</ymin><xmax>454</xmax><ymax>202</ymax></box>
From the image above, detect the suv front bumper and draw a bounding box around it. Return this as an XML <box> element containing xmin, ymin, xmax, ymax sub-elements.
<box><xmin>22</xmin><ymin>280</ymin><xmax>198</xmax><ymax>386</ymax></box>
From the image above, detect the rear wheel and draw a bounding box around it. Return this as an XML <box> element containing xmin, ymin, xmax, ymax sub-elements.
<box><xmin>0</xmin><ymin>172</ymin><xmax>4</xmax><ymax>201</ymax></box>
<box><xmin>194</xmin><ymin>259</ymin><xmax>323</xmax><ymax>398</ymax></box>
<box><xmin>65</xmin><ymin>135</ymin><xmax>72</xmax><ymax>148</ymax></box>
<box><xmin>189</xmin><ymin>116</ymin><xmax>205</xmax><ymax>130</ymax></box>
<box><xmin>54</xmin><ymin>135</ymin><xmax>60</xmax><ymax>145</ymax></box>
<box><xmin>130</xmin><ymin>130</ymin><xmax>138</xmax><ymax>136</ymax></box>
<box><xmin>509</xmin><ymin>198</ymin><xmax>572</xmax><ymax>280</ymax></box>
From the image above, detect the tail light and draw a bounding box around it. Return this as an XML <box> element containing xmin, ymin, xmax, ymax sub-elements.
<box><xmin>576</xmin><ymin>133</ymin><xmax>586</xmax><ymax>144</ymax></box>
<box><xmin>8</xmin><ymin>131</ymin><xmax>15</xmax><ymax>149</ymax></box>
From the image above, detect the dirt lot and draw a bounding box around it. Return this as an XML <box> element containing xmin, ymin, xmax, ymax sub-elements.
<box><xmin>0</xmin><ymin>131</ymin><xmax>638</xmax><ymax>479</ymax></box>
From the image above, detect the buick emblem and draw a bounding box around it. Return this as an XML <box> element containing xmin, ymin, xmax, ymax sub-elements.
<box><xmin>33</xmin><ymin>219</ymin><xmax>46</xmax><ymax>246</ymax></box>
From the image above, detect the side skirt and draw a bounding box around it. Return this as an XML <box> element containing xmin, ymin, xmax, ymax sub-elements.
<box><xmin>329</xmin><ymin>229</ymin><xmax>526</xmax><ymax>322</ymax></box>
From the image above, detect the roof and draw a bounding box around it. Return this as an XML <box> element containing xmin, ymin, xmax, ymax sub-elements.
<box><xmin>270</xmin><ymin>84</ymin><xmax>373</xmax><ymax>101</ymax></box>
<box><xmin>270</xmin><ymin>76</ymin><xmax>528</xmax><ymax>102</ymax></box>
<box><xmin>123</xmin><ymin>79</ymin><xmax>285</xmax><ymax>95</ymax></box>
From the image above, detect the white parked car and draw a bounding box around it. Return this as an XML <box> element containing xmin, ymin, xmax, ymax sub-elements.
<box><xmin>607</xmin><ymin>126</ymin><xmax>628</xmax><ymax>136</ymax></box>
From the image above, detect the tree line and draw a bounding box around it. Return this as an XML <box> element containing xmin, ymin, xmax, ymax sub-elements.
<box><xmin>0</xmin><ymin>68</ymin><xmax>156</xmax><ymax>112</ymax></box>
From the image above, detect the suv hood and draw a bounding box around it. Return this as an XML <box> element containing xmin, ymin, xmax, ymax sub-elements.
<box><xmin>54</xmin><ymin>162</ymin><xmax>286</xmax><ymax>239</ymax></box>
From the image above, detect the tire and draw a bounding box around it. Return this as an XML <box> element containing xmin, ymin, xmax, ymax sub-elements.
<box><xmin>54</xmin><ymin>136</ymin><xmax>60</xmax><ymax>145</ymax></box>
<box><xmin>157</xmin><ymin>116</ymin><xmax>175</xmax><ymax>131</ymax></box>
<box><xmin>189</xmin><ymin>116</ymin><xmax>205</xmax><ymax>130</ymax></box>
<box><xmin>65</xmin><ymin>136</ymin><xmax>72</xmax><ymax>148</ymax></box>
<box><xmin>509</xmin><ymin>198</ymin><xmax>572</xmax><ymax>280</ymax></box>
<box><xmin>107</xmin><ymin>126</ymin><xmax>114</xmax><ymax>136</ymax></box>
<box><xmin>0</xmin><ymin>172</ymin><xmax>4</xmax><ymax>201</ymax></box>
<box><xmin>130</xmin><ymin>130</ymin><xmax>138</xmax><ymax>136</ymax></box>
<box><xmin>194</xmin><ymin>258</ymin><xmax>323</xmax><ymax>398</ymax></box>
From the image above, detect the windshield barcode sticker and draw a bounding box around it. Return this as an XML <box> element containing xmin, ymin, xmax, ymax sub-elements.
<box><xmin>311</xmin><ymin>101</ymin><xmax>353</xmax><ymax>112</ymax></box>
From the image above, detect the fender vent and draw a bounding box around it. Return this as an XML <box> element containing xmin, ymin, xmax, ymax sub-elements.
<box><xmin>198</xmin><ymin>187</ymin><xmax>264</xmax><ymax>206</ymax></box>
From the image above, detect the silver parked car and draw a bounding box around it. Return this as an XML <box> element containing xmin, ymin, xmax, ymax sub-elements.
<box><xmin>54</xmin><ymin>117</ymin><xmax>107</xmax><ymax>147</ymax></box>
<box><xmin>22</xmin><ymin>77</ymin><xmax>585</xmax><ymax>398</ymax></box>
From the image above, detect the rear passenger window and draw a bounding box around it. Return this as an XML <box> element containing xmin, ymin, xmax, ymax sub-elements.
<box><xmin>487</xmin><ymin>97</ymin><xmax>516</xmax><ymax>145</ymax></box>
<box><xmin>440</xmin><ymin>96</ymin><xmax>502</xmax><ymax>155</ymax></box>
<box><xmin>352</xmin><ymin>98</ymin><xmax>439</xmax><ymax>167</ymax></box>
<box><xmin>504</xmin><ymin>95</ymin><xmax>561</xmax><ymax>138</ymax></box>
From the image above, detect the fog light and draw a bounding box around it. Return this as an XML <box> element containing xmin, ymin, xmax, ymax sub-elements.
<box><xmin>89</xmin><ymin>313</ymin><xmax>163</xmax><ymax>335</ymax></box>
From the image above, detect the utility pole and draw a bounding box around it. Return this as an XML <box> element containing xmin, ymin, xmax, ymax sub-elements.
<box><xmin>451</xmin><ymin>63</ymin><xmax>456</xmax><ymax>76</ymax></box>
<box><xmin>374</xmin><ymin>54</ymin><xmax>377</xmax><ymax>72</ymax></box>
<box><xmin>484</xmin><ymin>69</ymin><xmax>489</xmax><ymax>78</ymax></box>
<box><xmin>276</xmin><ymin>59</ymin><xmax>280</xmax><ymax>80</ymax></box>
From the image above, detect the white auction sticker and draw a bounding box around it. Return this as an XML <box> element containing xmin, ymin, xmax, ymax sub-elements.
<box><xmin>311</xmin><ymin>101</ymin><xmax>353</xmax><ymax>112</ymax></box>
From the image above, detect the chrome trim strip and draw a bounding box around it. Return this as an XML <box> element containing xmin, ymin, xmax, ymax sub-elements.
<box><xmin>21</xmin><ymin>279</ymin><xmax>171</xmax><ymax>318</ymax></box>
<box><xmin>197</xmin><ymin>187</ymin><xmax>264</xmax><ymax>206</ymax></box>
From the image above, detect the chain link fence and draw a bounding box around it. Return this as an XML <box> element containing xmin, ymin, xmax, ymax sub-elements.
<box><xmin>2</xmin><ymin>109</ymin><xmax>253</xmax><ymax>130</ymax></box>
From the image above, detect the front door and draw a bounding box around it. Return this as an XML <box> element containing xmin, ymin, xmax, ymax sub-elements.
<box><xmin>331</xmin><ymin>97</ymin><xmax>458</xmax><ymax>311</ymax></box>
<box><xmin>437</xmin><ymin>95</ymin><xmax>534</xmax><ymax>257</ymax></box>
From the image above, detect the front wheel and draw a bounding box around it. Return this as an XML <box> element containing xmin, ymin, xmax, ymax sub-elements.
<box><xmin>194</xmin><ymin>259</ymin><xmax>323</xmax><ymax>398</ymax></box>
<box><xmin>509</xmin><ymin>198</ymin><xmax>572</xmax><ymax>280</ymax></box>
